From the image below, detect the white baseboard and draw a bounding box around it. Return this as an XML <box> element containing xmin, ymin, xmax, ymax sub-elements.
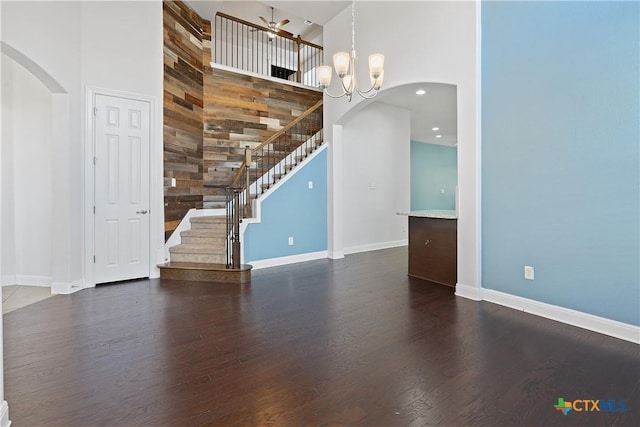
<box><xmin>343</xmin><ymin>240</ymin><xmax>407</xmax><ymax>255</ymax></box>
<box><xmin>249</xmin><ymin>251</ymin><xmax>328</xmax><ymax>270</ymax></box>
<box><xmin>455</xmin><ymin>282</ymin><xmax>482</xmax><ymax>301</ymax></box>
<box><xmin>482</xmin><ymin>288</ymin><xmax>640</xmax><ymax>344</ymax></box>
<box><xmin>2</xmin><ymin>275</ymin><xmax>51</xmax><ymax>287</ymax></box>
<box><xmin>0</xmin><ymin>276</ymin><xmax>16</xmax><ymax>286</ymax></box>
<box><xmin>455</xmin><ymin>285</ymin><xmax>640</xmax><ymax>344</ymax></box>
<box><xmin>0</xmin><ymin>400</ymin><xmax>10</xmax><ymax>427</ymax></box>
<box><xmin>51</xmin><ymin>279</ymin><xmax>84</xmax><ymax>295</ymax></box>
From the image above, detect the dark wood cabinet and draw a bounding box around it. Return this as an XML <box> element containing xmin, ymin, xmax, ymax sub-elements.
<box><xmin>408</xmin><ymin>216</ymin><xmax>457</xmax><ymax>287</ymax></box>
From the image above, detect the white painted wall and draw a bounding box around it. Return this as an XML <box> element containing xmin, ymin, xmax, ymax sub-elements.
<box><xmin>81</xmin><ymin>1</ymin><xmax>165</xmax><ymax>280</ymax></box>
<box><xmin>0</xmin><ymin>55</ymin><xmax>16</xmax><ymax>284</ymax></box>
<box><xmin>0</xmin><ymin>6</ymin><xmax>10</xmax><ymax>422</ymax></box>
<box><xmin>342</xmin><ymin>102</ymin><xmax>410</xmax><ymax>253</ymax></box>
<box><xmin>0</xmin><ymin>55</ymin><xmax>54</xmax><ymax>286</ymax></box>
<box><xmin>81</xmin><ymin>2</ymin><xmax>163</xmax><ymax>97</ymax></box>
<box><xmin>1</xmin><ymin>1</ymin><xmax>164</xmax><ymax>290</ymax></box>
<box><xmin>323</xmin><ymin>1</ymin><xmax>479</xmax><ymax>290</ymax></box>
<box><xmin>2</xmin><ymin>1</ymin><xmax>83</xmax><ymax>290</ymax></box>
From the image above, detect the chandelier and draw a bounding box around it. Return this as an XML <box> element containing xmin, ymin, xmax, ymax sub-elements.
<box><xmin>316</xmin><ymin>0</ymin><xmax>385</xmax><ymax>102</ymax></box>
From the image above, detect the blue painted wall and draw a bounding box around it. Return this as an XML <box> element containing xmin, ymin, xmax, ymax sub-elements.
<box><xmin>482</xmin><ymin>1</ymin><xmax>640</xmax><ymax>325</ymax></box>
<box><xmin>410</xmin><ymin>141</ymin><xmax>457</xmax><ymax>210</ymax></box>
<box><xmin>244</xmin><ymin>148</ymin><xmax>328</xmax><ymax>262</ymax></box>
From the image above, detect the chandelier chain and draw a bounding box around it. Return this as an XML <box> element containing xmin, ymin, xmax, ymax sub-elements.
<box><xmin>351</xmin><ymin>0</ymin><xmax>356</xmax><ymax>53</ymax></box>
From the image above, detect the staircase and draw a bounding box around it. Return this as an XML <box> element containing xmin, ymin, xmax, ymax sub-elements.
<box><xmin>170</xmin><ymin>216</ymin><xmax>226</xmax><ymax>264</ymax></box>
<box><xmin>158</xmin><ymin>100</ymin><xmax>323</xmax><ymax>284</ymax></box>
<box><xmin>159</xmin><ymin>215</ymin><xmax>252</xmax><ymax>283</ymax></box>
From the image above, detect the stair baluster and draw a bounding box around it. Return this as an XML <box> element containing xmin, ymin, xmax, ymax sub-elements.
<box><xmin>223</xmin><ymin>100</ymin><xmax>323</xmax><ymax>270</ymax></box>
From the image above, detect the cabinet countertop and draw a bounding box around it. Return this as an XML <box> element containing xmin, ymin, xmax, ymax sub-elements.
<box><xmin>408</xmin><ymin>210</ymin><xmax>457</xmax><ymax>219</ymax></box>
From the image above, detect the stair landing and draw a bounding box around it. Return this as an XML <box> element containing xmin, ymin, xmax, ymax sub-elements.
<box><xmin>158</xmin><ymin>262</ymin><xmax>252</xmax><ymax>284</ymax></box>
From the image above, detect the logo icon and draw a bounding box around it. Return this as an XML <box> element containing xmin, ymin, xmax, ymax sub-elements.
<box><xmin>554</xmin><ymin>398</ymin><xmax>573</xmax><ymax>415</ymax></box>
<box><xmin>554</xmin><ymin>398</ymin><xmax>626</xmax><ymax>415</ymax></box>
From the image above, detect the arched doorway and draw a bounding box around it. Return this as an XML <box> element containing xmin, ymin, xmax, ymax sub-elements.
<box><xmin>337</xmin><ymin>82</ymin><xmax>457</xmax><ymax>254</ymax></box>
<box><xmin>0</xmin><ymin>41</ymin><xmax>72</xmax><ymax>294</ymax></box>
<box><xmin>1</xmin><ymin>52</ymin><xmax>54</xmax><ymax>291</ymax></box>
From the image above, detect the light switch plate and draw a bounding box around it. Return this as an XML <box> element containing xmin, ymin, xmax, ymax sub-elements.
<box><xmin>524</xmin><ymin>265</ymin><xmax>534</xmax><ymax>280</ymax></box>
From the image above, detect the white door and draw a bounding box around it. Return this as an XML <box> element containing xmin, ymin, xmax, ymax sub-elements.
<box><xmin>94</xmin><ymin>94</ymin><xmax>150</xmax><ymax>284</ymax></box>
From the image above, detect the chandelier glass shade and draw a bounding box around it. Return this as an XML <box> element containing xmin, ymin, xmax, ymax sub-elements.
<box><xmin>316</xmin><ymin>1</ymin><xmax>385</xmax><ymax>101</ymax></box>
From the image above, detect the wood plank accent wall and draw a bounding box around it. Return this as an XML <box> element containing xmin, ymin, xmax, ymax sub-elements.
<box><xmin>202</xmin><ymin>68</ymin><xmax>322</xmax><ymax>208</ymax></box>
<box><xmin>163</xmin><ymin>0</ymin><xmax>323</xmax><ymax>236</ymax></box>
<box><xmin>163</xmin><ymin>0</ymin><xmax>207</xmax><ymax>238</ymax></box>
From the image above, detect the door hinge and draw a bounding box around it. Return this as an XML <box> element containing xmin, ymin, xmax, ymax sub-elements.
<box><xmin>93</xmin><ymin>255</ymin><xmax>96</xmax><ymax>263</ymax></box>
<box><xmin>93</xmin><ymin>206</ymin><xmax>95</xmax><ymax>214</ymax></box>
<box><xmin>93</xmin><ymin>156</ymin><xmax>97</xmax><ymax>165</ymax></box>
<box><xmin>93</xmin><ymin>106</ymin><xmax>98</xmax><ymax>116</ymax></box>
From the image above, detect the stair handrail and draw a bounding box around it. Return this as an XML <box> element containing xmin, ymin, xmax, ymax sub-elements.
<box><xmin>229</xmin><ymin>99</ymin><xmax>323</xmax><ymax>188</ymax></box>
<box><xmin>224</xmin><ymin>99</ymin><xmax>323</xmax><ymax>269</ymax></box>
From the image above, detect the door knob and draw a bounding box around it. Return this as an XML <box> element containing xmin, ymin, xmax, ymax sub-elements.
<box><xmin>136</xmin><ymin>210</ymin><xmax>148</xmax><ymax>214</ymax></box>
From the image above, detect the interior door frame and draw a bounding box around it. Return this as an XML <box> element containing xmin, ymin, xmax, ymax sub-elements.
<box><xmin>84</xmin><ymin>87</ymin><xmax>161</xmax><ymax>288</ymax></box>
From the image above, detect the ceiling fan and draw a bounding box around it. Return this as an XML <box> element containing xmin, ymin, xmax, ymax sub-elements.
<box><xmin>259</xmin><ymin>7</ymin><xmax>291</xmax><ymax>38</ymax></box>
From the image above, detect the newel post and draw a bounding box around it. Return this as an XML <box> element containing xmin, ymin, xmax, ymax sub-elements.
<box><xmin>244</xmin><ymin>146</ymin><xmax>252</xmax><ymax>218</ymax></box>
<box><xmin>232</xmin><ymin>189</ymin><xmax>241</xmax><ymax>269</ymax></box>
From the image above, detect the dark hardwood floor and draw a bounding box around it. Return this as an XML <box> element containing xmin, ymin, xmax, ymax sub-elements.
<box><xmin>4</xmin><ymin>247</ymin><xmax>639</xmax><ymax>426</ymax></box>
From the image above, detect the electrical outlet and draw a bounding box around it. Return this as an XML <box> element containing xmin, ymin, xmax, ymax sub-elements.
<box><xmin>524</xmin><ymin>266</ymin><xmax>534</xmax><ymax>280</ymax></box>
<box><xmin>288</xmin><ymin>237</ymin><xmax>294</xmax><ymax>246</ymax></box>
<box><xmin>171</xmin><ymin>178</ymin><xmax>177</xmax><ymax>187</ymax></box>
<box><xmin>308</xmin><ymin>181</ymin><xmax>313</xmax><ymax>189</ymax></box>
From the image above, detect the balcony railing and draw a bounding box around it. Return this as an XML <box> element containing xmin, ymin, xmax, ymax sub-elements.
<box><xmin>212</xmin><ymin>12</ymin><xmax>324</xmax><ymax>87</ymax></box>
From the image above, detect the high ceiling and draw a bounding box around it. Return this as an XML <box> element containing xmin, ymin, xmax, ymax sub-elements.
<box><xmin>377</xmin><ymin>83</ymin><xmax>457</xmax><ymax>146</ymax></box>
<box><xmin>185</xmin><ymin>1</ymin><xmax>458</xmax><ymax>147</ymax></box>
<box><xmin>185</xmin><ymin>1</ymin><xmax>350</xmax><ymax>43</ymax></box>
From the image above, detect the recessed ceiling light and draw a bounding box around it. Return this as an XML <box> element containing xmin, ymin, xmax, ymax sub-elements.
<box><xmin>435</xmin><ymin>135</ymin><xmax>442</xmax><ymax>138</ymax></box>
<box><xmin>415</xmin><ymin>89</ymin><xmax>426</xmax><ymax>95</ymax></box>
<box><xmin>432</xmin><ymin>127</ymin><xmax>439</xmax><ymax>131</ymax></box>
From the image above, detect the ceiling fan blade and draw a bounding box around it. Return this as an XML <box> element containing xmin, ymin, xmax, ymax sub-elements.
<box><xmin>275</xmin><ymin>19</ymin><xmax>290</xmax><ymax>28</ymax></box>
<box><xmin>259</xmin><ymin>16</ymin><xmax>269</xmax><ymax>26</ymax></box>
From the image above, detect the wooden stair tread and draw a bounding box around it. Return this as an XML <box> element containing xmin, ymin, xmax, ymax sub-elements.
<box><xmin>158</xmin><ymin>261</ymin><xmax>252</xmax><ymax>272</ymax></box>
<box><xmin>158</xmin><ymin>262</ymin><xmax>252</xmax><ymax>284</ymax></box>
